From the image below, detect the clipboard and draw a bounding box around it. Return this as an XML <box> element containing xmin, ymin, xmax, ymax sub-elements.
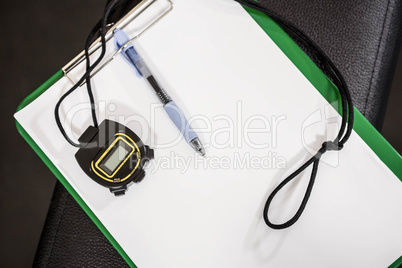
<box><xmin>15</xmin><ymin>0</ymin><xmax>402</xmax><ymax>267</ymax></box>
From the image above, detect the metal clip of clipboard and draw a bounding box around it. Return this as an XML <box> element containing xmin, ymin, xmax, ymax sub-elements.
<box><xmin>62</xmin><ymin>0</ymin><xmax>173</xmax><ymax>85</ymax></box>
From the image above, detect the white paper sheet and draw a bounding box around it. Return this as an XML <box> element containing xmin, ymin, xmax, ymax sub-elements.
<box><xmin>15</xmin><ymin>0</ymin><xmax>402</xmax><ymax>267</ymax></box>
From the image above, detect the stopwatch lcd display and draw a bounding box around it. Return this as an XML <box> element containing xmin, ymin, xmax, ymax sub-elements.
<box><xmin>99</xmin><ymin>139</ymin><xmax>133</xmax><ymax>176</ymax></box>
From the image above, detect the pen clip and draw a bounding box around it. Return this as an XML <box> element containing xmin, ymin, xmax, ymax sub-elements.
<box><xmin>114</xmin><ymin>29</ymin><xmax>143</xmax><ymax>78</ymax></box>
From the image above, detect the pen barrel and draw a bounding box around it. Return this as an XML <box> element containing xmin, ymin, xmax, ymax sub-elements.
<box><xmin>146</xmin><ymin>75</ymin><xmax>171</xmax><ymax>105</ymax></box>
<box><xmin>164</xmin><ymin>101</ymin><xmax>198</xmax><ymax>143</ymax></box>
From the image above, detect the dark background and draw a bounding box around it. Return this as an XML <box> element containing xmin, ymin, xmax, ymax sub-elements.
<box><xmin>0</xmin><ymin>1</ymin><xmax>401</xmax><ymax>267</ymax></box>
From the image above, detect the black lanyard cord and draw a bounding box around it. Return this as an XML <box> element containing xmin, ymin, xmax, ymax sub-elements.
<box><xmin>53</xmin><ymin>0</ymin><xmax>354</xmax><ymax>229</ymax></box>
<box><xmin>235</xmin><ymin>0</ymin><xmax>354</xmax><ymax>229</ymax></box>
<box><xmin>54</xmin><ymin>0</ymin><xmax>122</xmax><ymax>148</ymax></box>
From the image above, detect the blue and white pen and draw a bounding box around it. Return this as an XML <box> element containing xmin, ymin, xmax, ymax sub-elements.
<box><xmin>114</xmin><ymin>29</ymin><xmax>206</xmax><ymax>156</ymax></box>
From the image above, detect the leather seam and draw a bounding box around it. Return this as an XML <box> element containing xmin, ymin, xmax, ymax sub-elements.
<box><xmin>43</xmin><ymin>192</ymin><xmax>69</xmax><ymax>267</ymax></box>
<box><xmin>364</xmin><ymin>0</ymin><xmax>392</xmax><ymax>115</ymax></box>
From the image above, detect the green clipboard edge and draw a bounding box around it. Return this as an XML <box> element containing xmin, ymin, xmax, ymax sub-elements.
<box><xmin>15</xmin><ymin>6</ymin><xmax>402</xmax><ymax>268</ymax></box>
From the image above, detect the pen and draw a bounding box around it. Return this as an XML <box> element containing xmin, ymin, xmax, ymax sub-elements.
<box><xmin>114</xmin><ymin>29</ymin><xmax>206</xmax><ymax>156</ymax></box>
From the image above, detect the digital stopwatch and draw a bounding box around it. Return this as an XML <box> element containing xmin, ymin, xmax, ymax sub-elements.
<box><xmin>75</xmin><ymin>120</ymin><xmax>154</xmax><ymax>196</ymax></box>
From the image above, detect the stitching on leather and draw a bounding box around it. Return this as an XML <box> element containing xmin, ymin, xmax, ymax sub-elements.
<box><xmin>43</xmin><ymin>189</ymin><xmax>69</xmax><ymax>267</ymax></box>
<box><xmin>364</xmin><ymin>0</ymin><xmax>392</xmax><ymax>116</ymax></box>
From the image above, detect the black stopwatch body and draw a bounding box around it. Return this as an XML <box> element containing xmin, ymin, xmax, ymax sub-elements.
<box><xmin>75</xmin><ymin>120</ymin><xmax>154</xmax><ymax>196</ymax></box>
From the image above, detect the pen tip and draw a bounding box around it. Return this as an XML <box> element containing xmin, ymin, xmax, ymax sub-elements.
<box><xmin>200</xmin><ymin>150</ymin><xmax>206</xmax><ymax>157</ymax></box>
<box><xmin>197</xmin><ymin>146</ymin><xmax>206</xmax><ymax>157</ymax></box>
<box><xmin>189</xmin><ymin>137</ymin><xmax>206</xmax><ymax>157</ymax></box>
